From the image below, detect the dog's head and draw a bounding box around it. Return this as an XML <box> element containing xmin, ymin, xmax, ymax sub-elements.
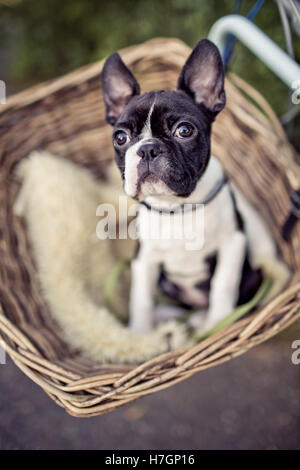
<box><xmin>101</xmin><ymin>39</ymin><xmax>225</xmax><ymax>200</ymax></box>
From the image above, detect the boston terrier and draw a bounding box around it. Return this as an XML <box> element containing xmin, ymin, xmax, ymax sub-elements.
<box><xmin>101</xmin><ymin>39</ymin><xmax>290</xmax><ymax>334</ymax></box>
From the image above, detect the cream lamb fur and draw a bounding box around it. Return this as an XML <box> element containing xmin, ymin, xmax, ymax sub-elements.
<box><xmin>14</xmin><ymin>152</ymin><xmax>191</xmax><ymax>364</ymax></box>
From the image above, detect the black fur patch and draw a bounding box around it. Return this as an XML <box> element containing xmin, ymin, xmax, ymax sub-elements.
<box><xmin>101</xmin><ymin>39</ymin><xmax>226</xmax><ymax>198</ymax></box>
<box><xmin>193</xmin><ymin>248</ymin><xmax>263</xmax><ymax>307</ymax></box>
<box><xmin>113</xmin><ymin>90</ymin><xmax>212</xmax><ymax>197</ymax></box>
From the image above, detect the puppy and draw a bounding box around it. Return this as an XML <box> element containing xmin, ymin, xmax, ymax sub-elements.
<box><xmin>101</xmin><ymin>39</ymin><xmax>290</xmax><ymax>333</ymax></box>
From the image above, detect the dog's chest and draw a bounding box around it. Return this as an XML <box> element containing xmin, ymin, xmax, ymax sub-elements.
<box><xmin>137</xmin><ymin>188</ymin><xmax>237</xmax><ymax>304</ymax></box>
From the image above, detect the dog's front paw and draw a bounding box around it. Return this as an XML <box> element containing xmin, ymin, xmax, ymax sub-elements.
<box><xmin>154</xmin><ymin>304</ymin><xmax>187</xmax><ymax>324</ymax></box>
<box><xmin>156</xmin><ymin>320</ymin><xmax>194</xmax><ymax>352</ymax></box>
<box><xmin>128</xmin><ymin>312</ymin><xmax>154</xmax><ymax>333</ymax></box>
<box><xmin>192</xmin><ymin>317</ymin><xmax>220</xmax><ymax>338</ymax></box>
<box><xmin>188</xmin><ymin>310</ymin><xmax>207</xmax><ymax>331</ymax></box>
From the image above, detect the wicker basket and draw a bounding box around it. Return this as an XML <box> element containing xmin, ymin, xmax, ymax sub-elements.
<box><xmin>1</xmin><ymin>38</ymin><xmax>300</xmax><ymax>417</ymax></box>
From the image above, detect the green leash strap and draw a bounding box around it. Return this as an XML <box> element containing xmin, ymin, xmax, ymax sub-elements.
<box><xmin>193</xmin><ymin>277</ymin><xmax>272</xmax><ymax>342</ymax></box>
<box><xmin>103</xmin><ymin>259</ymin><xmax>130</xmax><ymax>312</ymax></box>
<box><xmin>104</xmin><ymin>258</ymin><xmax>272</xmax><ymax>341</ymax></box>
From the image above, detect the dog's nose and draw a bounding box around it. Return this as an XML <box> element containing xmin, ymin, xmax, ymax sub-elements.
<box><xmin>137</xmin><ymin>142</ymin><xmax>161</xmax><ymax>159</ymax></box>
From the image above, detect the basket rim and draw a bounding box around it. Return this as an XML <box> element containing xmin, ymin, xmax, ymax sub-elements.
<box><xmin>1</xmin><ymin>279</ymin><xmax>300</xmax><ymax>417</ymax></box>
<box><xmin>1</xmin><ymin>37</ymin><xmax>300</xmax><ymax>417</ymax></box>
<box><xmin>1</xmin><ymin>37</ymin><xmax>190</xmax><ymax>112</ymax></box>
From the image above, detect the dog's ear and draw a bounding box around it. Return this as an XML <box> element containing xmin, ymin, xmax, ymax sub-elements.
<box><xmin>177</xmin><ymin>39</ymin><xmax>225</xmax><ymax>117</ymax></box>
<box><xmin>101</xmin><ymin>53</ymin><xmax>140</xmax><ymax>126</ymax></box>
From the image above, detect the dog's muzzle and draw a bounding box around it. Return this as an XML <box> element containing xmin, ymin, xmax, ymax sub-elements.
<box><xmin>136</xmin><ymin>139</ymin><xmax>168</xmax><ymax>183</ymax></box>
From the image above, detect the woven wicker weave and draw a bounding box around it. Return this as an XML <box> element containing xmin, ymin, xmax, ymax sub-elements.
<box><xmin>1</xmin><ymin>38</ymin><xmax>300</xmax><ymax>417</ymax></box>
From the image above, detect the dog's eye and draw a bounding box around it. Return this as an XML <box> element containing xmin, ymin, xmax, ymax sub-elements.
<box><xmin>113</xmin><ymin>130</ymin><xmax>130</xmax><ymax>146</ymax></box>
<box><xmin>174</xmin><ymin>123</ymin><xmax>195</xmax><ymax>139</ymax></box>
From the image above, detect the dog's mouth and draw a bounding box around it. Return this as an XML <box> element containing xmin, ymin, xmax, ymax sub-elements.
<box><xmin>137</xmin><ymin>171</ymin><xmax>160</xmax><ymax>190</ymax></box>
<box><xmin>136</xmin><ymin>171</ymin><xmax>170</xmax><ymax>197</ymax></box>
<box><xmin>139</xmin><ymin>172</ymin><xmax>160</xmax><ymax>185</ymax></box>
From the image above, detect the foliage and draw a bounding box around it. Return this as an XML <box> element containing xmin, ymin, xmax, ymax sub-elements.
<box><xmin>0</xmin><ymin>0</ymin><xmax>299</xmax><ymax>114</ymax></box>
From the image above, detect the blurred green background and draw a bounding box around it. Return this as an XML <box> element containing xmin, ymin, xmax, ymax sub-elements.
<box><xmin>0</xmin><ymin>0</ymin><xmax>299</xmax><ymax>117</ymax></box>
<box><xmin>0</xmin><ymin>1</ymin><xmax>300</xmax><ymax>450</ymax></box>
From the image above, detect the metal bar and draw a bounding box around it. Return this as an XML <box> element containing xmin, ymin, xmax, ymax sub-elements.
<box><xmin>208</xmin><ymin>14</ymin><xmax>300</xmax><ymax>86</ymax></box>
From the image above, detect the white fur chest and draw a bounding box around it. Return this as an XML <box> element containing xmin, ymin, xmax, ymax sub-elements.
<box><xmin>137</xmin><ymin>184</ymin><xmax>237</xmax><ymax>292</ymax></box>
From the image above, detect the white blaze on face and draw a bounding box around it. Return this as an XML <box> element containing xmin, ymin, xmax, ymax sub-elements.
<box><xmin>124</xmin><ymin>101</ymin><xmax>155</xmax><ymax>198</ymax></box>
<box><xmin>124</xmin><ymin>140</ymin><xmax>143</xmax><ymax>197</ymax></box>
<box><xmin>142</xmin><ymin>100</ymin><xmax>155</xmax><ymax>139</ymax></box>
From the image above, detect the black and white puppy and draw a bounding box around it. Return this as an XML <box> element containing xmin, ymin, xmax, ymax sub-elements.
<box><xmin>101</xmin><ymin>39</ymin><xmax>289</xmax><ymax>333</ymax></box>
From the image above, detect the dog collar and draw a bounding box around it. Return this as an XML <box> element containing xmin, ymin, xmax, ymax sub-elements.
<box><xmin>140</xmin><ymin>173</ymin><xmax>228</xmax><ymax>214</ymax></box>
